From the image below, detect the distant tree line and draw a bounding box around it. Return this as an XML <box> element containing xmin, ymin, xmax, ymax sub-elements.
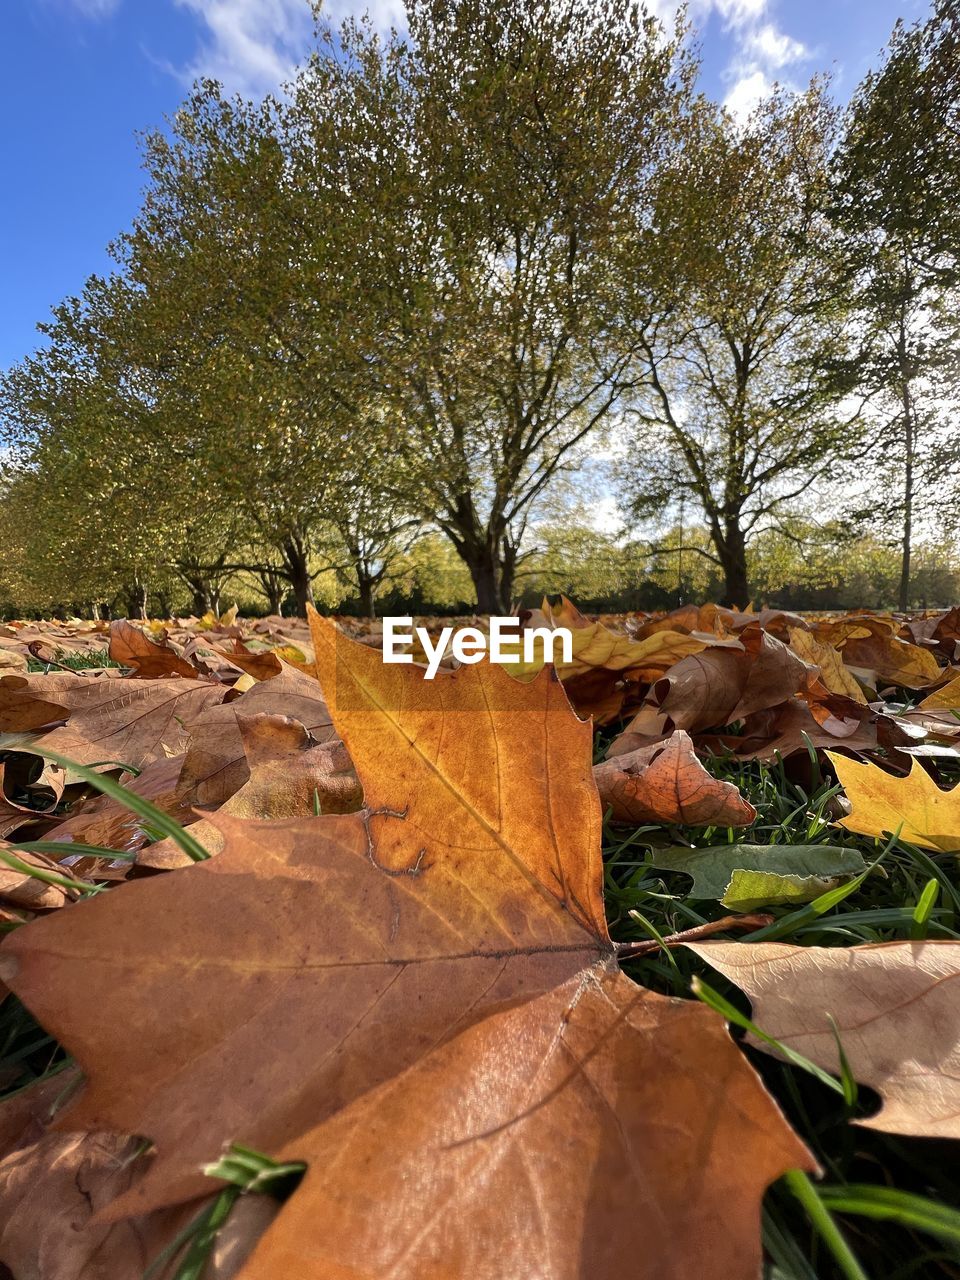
<box><xmin>1</xmin><ymin>0</ymin><xmax>958</xmax><ymax>617</ymax></box>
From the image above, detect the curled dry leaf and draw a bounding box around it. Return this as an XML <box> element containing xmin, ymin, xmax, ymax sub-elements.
<box><xmin>593</xmin><ymin>730</ymin><xmax>756</xmax><ymax>827</ymax></box>
<box><xmin>827</xmin><ymin>751</ymin><xmax>960</xmax><ymax>852</ymax></box>
<box><xmin>108</xmin><ymin>620</ymin><xmax>203</xmax><ymax>680</ymax></box>
<box><xmin>0</xmin><ymin>612</ymin><xmax>810</xmax><ymax>1278</ymax></box>
<box><xmin>139</xmin><ymin>714</ymin><xmax>361</xmax><ymax>868</ymax></box>
<box><xmin>787</xmin><ymin>628</ymin><xmax>867</xmax><ymax>704</ymax></box>
<box><xmin>42</xmin><ymin>754</ymin><xmax>188</xmax><ymax>855</ymax></box>
<box><xmin>0</xmin><ymin>846</ymin><xmax>71</xmax><ymax>910</ymax></box>
<box><xmin>0</xmin><ymin>1071</ymin><xmax>218</xmax><ymax>1280</ymax></box>
<box><xmin>688</xmin><ymin>940</ymin><xmax>960</xmax><ymax>1138</ymax></box>
<box><xmin>812</xmin><ymin>616</ymin><xmax>941</xmax><ymax>689</ymax></box>
<box><xmin>175</xmin><ymin>668</ymin><xmax>334</xmax><ymax>809</ymax></box>
<box><xmin>655</xmin><ymin>623</ymin><xmax>809</xmax><ymax>735</ymax></box>
<box><xmin>512</xmin><ymin>597</ymin><xmax>709</xmax><ymax>723</ymax></box>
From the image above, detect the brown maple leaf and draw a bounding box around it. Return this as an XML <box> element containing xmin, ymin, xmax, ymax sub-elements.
<box><xmin>0</xmin><ymin>613</ymin><xmax>810</xmax><ymax>1277</ymax></box>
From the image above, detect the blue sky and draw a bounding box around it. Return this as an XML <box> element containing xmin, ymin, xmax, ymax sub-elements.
<box><xmin>1</xmin><ymin>0</ymin><xmax>924</xmax><ymax>372</ymax></box>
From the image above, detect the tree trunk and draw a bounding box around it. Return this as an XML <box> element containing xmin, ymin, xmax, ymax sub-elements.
<box><xmin>357</xmin><ymin>573</ymin><xmax>377</xmax><ymax>619</ymax></box>
<box><xmin>718</xmin><ymin>524</ymin><xmax>749</xmax><ymax>608</ymax></box>
<box><xmin>258</xmin><ymin>572</ymin><xmax>285</xmax><ymax>616</ymax></box>
<box><xmin>467</xmin><ymin>553</ymin><xmax>503</xmax><ymax>614</ymax></box>
<box><xmin>898</xmin><ymin>381</ymin><xmax>915</xmax><ymax>614</ymax></box>
<box><xmin>282</xmin><ymin>537</ymin><xmax>314</xmax><ymax>617</ymax></box>
<box><xmin>124</xmin><ymin>582</ymin><xmax>148</xmax><ymax>620</ymax></box>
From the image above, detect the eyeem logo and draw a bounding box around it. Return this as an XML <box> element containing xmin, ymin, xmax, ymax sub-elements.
<box><xmin>383</xmin><ymin>616</ymin><xmax>573</xmax><ymax>679</ymax></box>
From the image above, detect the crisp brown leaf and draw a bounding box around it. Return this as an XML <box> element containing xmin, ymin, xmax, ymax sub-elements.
<box><xmin>689</xmin><ymin>940</ymin><xmax>960</xmax><ymax>1138</ymax></box>
<box><xmin>593</xmin><ymin>731</ymin><xmax>756</xmax><ymax>827</ymax></box>
<box><xmin>42</xmin><ymin>754</ymin><xmax>188</xmax><ymax>854</ymax></box>
<box><xmin>173</xmin><ymin>667</ymin><xmax>334</xmax><ymax>810</ymax></box>
<box><xmin>0</xmin><ymin>614</ymin><xmax>809</xmax><ymax>1275</ymax></box>
<box><xmin>139</xmin><ymin>714</ymin><xmax>360</xmax><ymax>867</ymax></box>
<box><xmin>30</xmin><ymin>676</ymin><xmax>227</xmax><ymax>769</ymax></box>
<box><xmin>655</xmin><ymin>623</ymin><xmax>809</xmax><ymax>734</ymax></box>
<box><xmin>241</xmin><ymin>969</ymin><xmax>808</xmax><ymax>1280</ymax></box>
<box><xmin>108</xmin><ymin>620</ymin><xmax>204</xmax><ymax>680</ymax></box>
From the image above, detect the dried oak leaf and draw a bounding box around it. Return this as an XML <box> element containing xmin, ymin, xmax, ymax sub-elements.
<box><xmin>593</xmin><ymin>730</ymin><xmax>756</xmax><ymax>827</ymax></box>
<box><xmin>0</xmin><ymin>613</ymin><xmax>810</xmax><ymax>1278</ymax></box>
<box><xmin>827</xmin><ymin>751</ymin><xmax>960</xmax><ymax>852</ymax></box>
<box><xmin>689</xmin><ymin>941</ymin><xmax>960</xmax><ymax>1138</ymax></box>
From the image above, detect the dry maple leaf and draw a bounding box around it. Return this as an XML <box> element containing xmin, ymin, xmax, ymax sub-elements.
<box><xmin>593</xmin><ymin>730</ymin><xmax>756</xmax><ymax>827</ymax></box>
<box><xmin>827</xmin><ymin>751</ymin><xmax>960</xmax><ymax>852</ymax></box>
<box><xmin>654</xmin><ymin>623</ymin><xmax>809</xmax><ymax>735</ymax></box>
<box><xmin>0</xmin><ymin>613</ymin><xmax>810</xmax><ymax>1277</ymax></box>
<box><xmin>30</xmin><ymin>676</ymin><xmax>227</xmax><ymax>769</ymax></box>
<box><xmin>108</xmin><ymin>620</ymin><xmax>204</xmax><ymax>680</ymax></box>
<box><xmin>688</xmin><ymin>941</ymin><xmax>960</xmax><ymax>1138</ymax></box>
<box><xmin>139</xmin><ymin>714</ymin><xmax>361</xmax><ymax>868</ymax></box>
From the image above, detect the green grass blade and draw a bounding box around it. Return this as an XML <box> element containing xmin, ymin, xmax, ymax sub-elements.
<box><xmin>782</xmin><ymin>1169</ymin><xmax>870</xmax><ymax>1280</ymax></box>
<box><xmin>817</xmin><ymin>1184</ymin><xmax>960</xmax><ymax>1247</ymax></box>
<box><xmin>33</xmin><ymin>748</ymin><xmax>210</xmax><ymax>862</ymax></box>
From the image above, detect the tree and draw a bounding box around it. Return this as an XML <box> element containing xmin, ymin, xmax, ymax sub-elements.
<box><xmin>0</xmin><ymin>275</ymin><xmax>243</xmax><ymax>618</ymax></box>
<box><xmin>291</xmin><ymin>0</ymin><xmax>693</xmax><ymax>611</ymax></box>
<box><xmin>620</xmin><ymin>87</ymin><xmax>858</xmax><ymax>606</ymax></box>
<box><xmin>831</xmin><ymin>0</ymin><xmax>960</xmax><ymax>610</ymax></box>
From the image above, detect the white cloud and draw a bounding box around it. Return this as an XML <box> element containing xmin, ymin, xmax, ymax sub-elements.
<box><xmin>714</xmin><ymin>0</ymin><xmax>768</xmax><ymax>27</ymax></box>
<box><xmin>708</xmin><ymin>0</ymin><xmax>809</xmax><ymax>121</ymax></box>
<box><xmin>745</xmin><ymin>23</ymin><xmax>807</xmax><ymax>70</ymax></box>
<box><xmin>172</xmin><ymin>0</ymin><xmax>405</xmax><ymax>98</ymax></box>
<box><xmin>172</xmin><ymin>0</ymin><xmax>314</xmax><ymax>96</ymax></box>
<box><xmin>724</xmin><ymin>68</ymin><xmax>772</xmax><ymax>118</ymax></box>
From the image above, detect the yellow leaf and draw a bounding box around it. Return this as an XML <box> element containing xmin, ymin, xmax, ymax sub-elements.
<box><xmin>827</xmin><ymin>751</ymin><xmax>960</xmax><ymax>852</ymax></box>
<box><xmin>920</xmin><ymin>675</ymin><xmax>960</xmax><ymax>710</ymax></box>
<box><xmin>788</xmin><ymin>628</ymin><xmax>867</xmax><ymax>704</ymax></box>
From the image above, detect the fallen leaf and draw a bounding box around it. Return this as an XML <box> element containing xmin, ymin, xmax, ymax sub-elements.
<box><xmin>655</xmin><ymin>623</ymin><xmax>809</xmax><ymax>734</ymax></box>
<box><xmin>139</xmin><ymin>714</ymin><xmax>361</xmax><ymax>868</ymax></box>
<box><xmin>173</xmin><ymin>668</ymin><xmax>335</xmax><ymax>809</ymax></box>
<box><xmin>788</xmin><ymin>628</ymin><xmax>867</xmax><ymax>704</ymax></box>
<box><xmin>42</xmin><ymin>754</ymin><xmax>188</xmax><ymax>855</ymax></box>
<box><xmin>593</xmin><ymin>731</ymin><xmax>756</xmax><ymax>827</ymax></box>
<box><xmin>919</xmin><ymin>675</ymin><xmax>960</xmax><ymax>710</ymax></box>
<box><xmin>827</xmin><ymin>751</ymin><xmax>960</xmax><ymax>852</ymax></box>
<box><xmin>688</xmin><ymin>940</ymin><xmax>960</xmax><ymax>1138</ymax></box>
<box><xmin>108</xmin><ymin>620</ymin><xmax>203</xmax><ymax>680</ymax></box>
<box><xmin>0</xmin><ymin>614</ymin><xmax>810</xmax><ymax>1275</ymax></box>
<box><xmin>813</xmin><ymin>616</ymin><xmax>941</xmax><ymax>689</ymax></box>
<box><xmin>650</xmin><ymin>844</ymin><xmax>866</xmax><ymax>910</ymax></box>
<box><xmin>30</xmin><ymin>676</ymin><xmax>227</xmax><ymax>769</ymax></box>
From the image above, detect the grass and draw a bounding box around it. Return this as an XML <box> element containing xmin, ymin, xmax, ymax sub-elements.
<box><xmin>602</xmin><ymin>747</ymin><xmax>960</xmax><ymax>1280</ymax></box>
<box><xmin>25</xmin><ymin>647</ymin><xmax>120</xmax><ymax>673</ymax></box>
<box><xmin>0</xmin><ymin>724</ymin><xmax>958</xmax><ymax>1276</ymax></box>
